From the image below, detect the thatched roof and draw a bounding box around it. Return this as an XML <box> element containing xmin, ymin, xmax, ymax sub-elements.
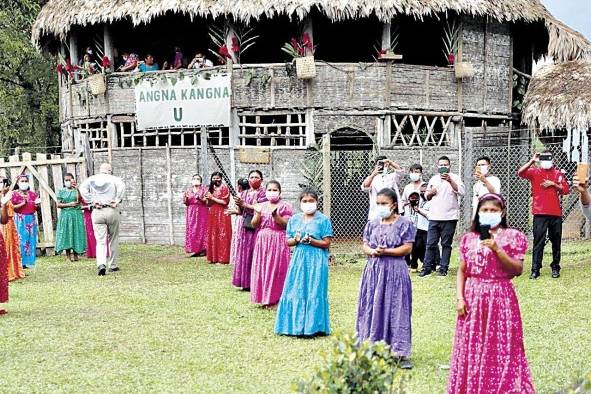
<box><xmin>32</xmin><ymin>0</ymin><xmax>591</xmax><ymax>62</ymax></box>
<box><xmin>523</xmin><ymin>60</ymin><xmax>591</xmax><ymax>131</ymax></box>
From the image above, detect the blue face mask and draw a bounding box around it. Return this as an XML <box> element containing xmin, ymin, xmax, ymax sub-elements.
<box><xmin>479</xmin><ymin>212</ymin><xmax>502</xmax><ymax>228</ymax></box>
<box><xmin>376</xmin><ymin>205</ymin><xmax>393</xmax><ymax>219</ymax></box>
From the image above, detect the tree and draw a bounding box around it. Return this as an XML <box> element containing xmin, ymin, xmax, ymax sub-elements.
<box><xmin>0</xmin><ymin>0</ymin><xmax>59</xmax><ymax>156</ymax></box>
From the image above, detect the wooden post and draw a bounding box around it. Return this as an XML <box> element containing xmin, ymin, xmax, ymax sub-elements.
<box><xmin>103</xmin><ymin>24</ymin><xmax>114</xmax><ymax>72</ymax></box>
<box><xmin>200</xmin><ymin>126</ymin><xmax>209</xmax><ymax>179</ymax></box>
<box><xmin>381</xmin><ymin>22</ymin><xmax>391</xmax><ymax>51</ymax></box>
<box><xmin>166</xmin><ymin>144</ymin><xmax>174</xmax><ymax>245</ymax></box>
<box><xmin>304</xmin><ymin>18</ymin><xmax>314</xmax><ymax>56</ymax></box>
<box><xmin>462</xmin><ymin>125</ymin><xmax>474</xmax><ymax>227</ymax></box>
<box><xmin>69</xmin><ymin>32</ymin><xmax>79</xmax><ymax>77</ymax></box>
<box><xmin>106</xmin><ymin>115</ymin><xmax>114</xmax><ymax>164</ymax></box>
<box><xmin>36</xmin><ymin>153</ymin><xmax>55</xmax><ymax>253</ymax></box>
<box><xmin>457</xmin><ymin>23</ymin><xmax>464</xmax><ymax>112</ymax></box>
<box><xmin>0</xmin><ymin>158</ymin><xmax>6</xmax><ymax>179</ymax></box>
<box><xmin>321</xmin><ymin>134</ymin><xmax>331</xmax><ymax>217</ymax></box>
<box><xmin>138</xmin><ymin>148</ymin><xmax>147</xmax><ymax>244</ymax></box>
<box><xmin>305</xmin><ymin>108</ymin><xmax>315</xmax><ymax>147</ymax></box>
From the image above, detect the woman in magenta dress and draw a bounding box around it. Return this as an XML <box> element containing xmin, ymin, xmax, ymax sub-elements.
<box><xmin>81</xmin><ymin>198</ymin><xmax>97</xmax><ymax>258</ymax></box>
<box><xmin>229</xmin><ymin>178</ymin><xmax>250</xmax><ymax>266</ymax></box>
<box><xmin>229</xmin><ymin>170</ymin><xmax>266</xmax><ymax>290</ymax></box>
<box><xmin>0</xmin><ymin>198</ymin><xmax>9</xmax><ymax>315</ymax></box>
<box><xmin>184</xmin><ymin>174</ymin><xmax>208</xmax><ymax>257</ymax></box>
<box><xmin>250</xmin><ymin>180</ymin><xmax>292</xmax><ymax>306</ymax></box>
<box><xmin>448</xmin><ymin>193</ymin><xmax>535</xmax><ymax>394</ymax></box>
<box><xmin>11</xmin><ymin>175</ymin><xmax>40</xmax><ymax>268</ymax></box>
<box><xmin>205</xmin><ymin>172</ymin><xmax>232</xmax><ymax>264</ymax></box>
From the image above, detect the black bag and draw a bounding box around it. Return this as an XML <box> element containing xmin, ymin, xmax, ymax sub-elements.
<box><xmin>243</xmin><ymin>213</ymin><xmax>255</xmax><ymax>231</ymax></box>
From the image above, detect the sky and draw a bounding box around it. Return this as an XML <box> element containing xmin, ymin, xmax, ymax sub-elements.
<box><xmin>541</xmin><ymin>0</ymin><xmax>591</xmax><ymax>39</ymax></box>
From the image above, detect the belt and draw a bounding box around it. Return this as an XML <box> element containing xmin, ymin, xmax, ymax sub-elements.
<box><xmin>95</xmin><ymin>204</ymin><xmax>112</xmax><ymax>209</ymax></box>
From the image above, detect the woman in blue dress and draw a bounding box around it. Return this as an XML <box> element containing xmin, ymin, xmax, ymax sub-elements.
<box><xmin>275</xmin><ymin>188</ymin><xmax>333</xmax><ymax>336</ymax></box>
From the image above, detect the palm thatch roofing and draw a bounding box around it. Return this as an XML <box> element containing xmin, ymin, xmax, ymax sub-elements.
<box><xmin>32</xmin><ymin>0</ymin><xmax>591</xmax><ymax>62</ymax></box>
<box><xmin>523</xmin><ymin>60</ymin><xmax>591</xmax><ymax>131</ymax></box>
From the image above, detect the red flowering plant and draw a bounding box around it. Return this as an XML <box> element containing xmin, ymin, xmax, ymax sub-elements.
<box><xmin>209</xmin><ymin>23</ymin><xmax>258</xmax><ymax>64</ymax></box>
<box><xmin>373</xmin><ymin>28</ymin><xmax>399</xmax><ymax>61</ymax></box>
<box><xmin>282</xmin><ymin>32</ymin><xmax>315</xmax><ymax>59</ymax></box>
<box><xmin>56</xmin><ymin>55</ymin><xmax>81</xmax><ymax>80</ymax></box>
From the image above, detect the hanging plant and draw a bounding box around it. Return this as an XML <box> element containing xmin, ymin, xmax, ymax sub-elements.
<box><xmin>442</xmin><ymin>19</ymin><xmax>461</xmax><ymax>66</ymax></box>
<box><xmin>208</xmin><ymin>23</ymin><xmax>259</xmax><ymax>64</ymax></box>
<box><xmin>374</xmin><ymin>25</ymin><xmax>400</xmax><ymax>61</ymax></box>
<box><xmin>282</xmin><ymin>32</ymin><xmax>315</xmax><ymax>60</ymax></box>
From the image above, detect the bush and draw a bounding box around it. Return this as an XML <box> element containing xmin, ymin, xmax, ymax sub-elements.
<box><xmin>293</xmin><ymin>331</ymin><xmax>407</xmax><ymax>394</ymax></box>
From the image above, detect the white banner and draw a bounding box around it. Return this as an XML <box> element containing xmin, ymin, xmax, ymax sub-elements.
<box><xmin>135</xmin><ymin>73</ymin><xmax>231</xmax><ymax>130</ymax></box>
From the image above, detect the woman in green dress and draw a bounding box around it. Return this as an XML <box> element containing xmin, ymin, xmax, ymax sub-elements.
<box><xmin>56</xmin><ymin>173</ymin><xmax>87</xmax><ymax>261</ymax></box>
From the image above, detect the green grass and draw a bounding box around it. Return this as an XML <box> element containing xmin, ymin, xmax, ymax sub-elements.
<box><xmin>0</xmin><ymin>243</ymin><xmax>590</xmax><ymax>393</ymax></box>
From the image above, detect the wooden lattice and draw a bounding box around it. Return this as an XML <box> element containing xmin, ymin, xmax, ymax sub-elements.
<box><xmin>390</xmin><ymin>115</ymin><xmax>452</xmax><ymax>147</ymax></box>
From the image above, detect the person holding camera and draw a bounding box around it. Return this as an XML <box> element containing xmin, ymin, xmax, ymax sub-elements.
<box><xmin>448</xmin><ymin>193</ymin><xmax>534</xmax><ymax>394</ymax></box>
<box><xmin>403</xmin><ymin>190</ymin><xmax>430</xmax><ymax>272</ymax></box>
<box><xmin>518</xmin><ymin>151</ymin><xmax>569</xmax><ymax>279</ymax></box>
<box><xmin>361</xmin><ymin>156</ymin><xmax>405</xmax><ymax>221</ymax></box>
<box><xmin>419</xmin><ymin>156</ymin><xmax>465</xmax><ymax>277</ymax></box>
<box><xmin>472</xmin><ymin>156</ymin><xmax>501</xmax><ymax>218</ymax></box>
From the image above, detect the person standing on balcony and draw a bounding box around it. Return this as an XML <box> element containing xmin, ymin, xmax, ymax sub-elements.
<box><xmin>518</xmin><ymin>151</ymin><xmax>569</xmax><ymax>279</ymax></box>
<box><xmin>118</xmin><ymin>52</ymin><xmax>138</xmax><ymax>72</ymax></box>
<box><xmin>472</xmin><ymin>156</ymin><xmax>501</xmax><ymax>217</ymax></box>
<box><xmin>361</xmin><ymin>156</ymin><xmax>405</xmax><ymax>221</ymax></box>
<box><xmin>138</xmin><ymin>54</ymin><xmax>159</xmax><ymax>73</ymax></box>
<box><xmin>419</xmin><ymin>156</ymin><xmax>465</xmax><ymax>277</ymax></box>
<box><xmin>79</xmin><ymin>163</ymin><xmax>126</xmax><ymax>276</ymax></box>
<box><xmin>11</xmin><ymin>175</ymin><xmax>40</xmax><ymax>269</ymax></box>
<box><xmin>55</xmin><ymin>173</ymin><xmax>87</xmax><ymax>262</ymax></box>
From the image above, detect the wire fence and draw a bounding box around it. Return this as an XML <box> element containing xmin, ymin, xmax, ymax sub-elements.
<box><xmin>314</xmin><ymin>140</ymin><xmax>587</xmax><ymax>257</ymax></box>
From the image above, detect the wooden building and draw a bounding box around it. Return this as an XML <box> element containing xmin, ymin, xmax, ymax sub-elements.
<box><xmin>32</xmin><ymin>0</ymin><xmax>591</xmax><ymax>247</ymax></box>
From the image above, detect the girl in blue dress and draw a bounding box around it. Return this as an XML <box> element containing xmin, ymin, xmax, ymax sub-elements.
<box><xmin>275</xmin><ymin>188</ymin><xmax>334</xmax><ymax>336</ymax></box>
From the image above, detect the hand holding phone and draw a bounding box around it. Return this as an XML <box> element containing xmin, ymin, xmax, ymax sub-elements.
<box><xmin>479</xmin><ymin>224</ymin><xmax>491</xmax><ymax>240</ymax></box>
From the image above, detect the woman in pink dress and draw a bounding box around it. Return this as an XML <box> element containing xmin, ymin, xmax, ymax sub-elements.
<box><xmin>448</xmin><ymin>193</ymin><xmax>535</xmax><ymax>394</ymax></box>
<box><xmin>250</xmin><ymin>180</ymin><xmax>292</xmax><ymax>307</ymax></box>
<box><xmin>81</xmin><ymin>198</ymin><xmax>97</xmax><ymax>258</ymax></box>
<box><xmin>205</xmin><ymin>172</ymin><xmax>232</xmax><ymax>264</ymax></box>
<box><xmin>184</xmin><ymin>174</ymin><xmax>208</xmax><ymax>257</ymax></box>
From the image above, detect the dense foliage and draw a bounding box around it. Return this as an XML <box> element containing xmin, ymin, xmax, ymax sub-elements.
<box><xmin>0</xmin><ymin>0</ymin><xmax>59</xmax><ymax>156</ymax></box>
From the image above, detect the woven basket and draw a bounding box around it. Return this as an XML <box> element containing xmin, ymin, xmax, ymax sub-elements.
<box><xmin>87</xmin><ymin>74</ymin><xmax>107</xmax><ymax>95</ymax></box>
<box><xmin>295</xmin><ymin>56</ymin><xmax>317</xmax><ymax>79</ymax></box>
<box><xmin>455</xmin><ymin>62</ymin><xmax>475</xmax><ymax>79</ymax></box>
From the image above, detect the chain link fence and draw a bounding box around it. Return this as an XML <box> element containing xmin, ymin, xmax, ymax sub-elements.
<box><xmin>311</xmin><ymin>140</ymin><xmax>587</xmax><ymax>258</ymax></box>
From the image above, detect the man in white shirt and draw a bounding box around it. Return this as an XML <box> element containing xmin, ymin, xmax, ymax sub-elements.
<box><xmin>79</xmin><ymin>163</ymin><xmax>126</xmax><ymax>276</ymax></box>
<box><xmin>419</xmin><ymin>156</ymin><xmax>465</xmax><ymax>277</ymax></box>
<box><xmin>472</xmin><ymin>156</ymin><xmax>501</xmax><ymax>217</ymax></box>
<box><xmin>361</xmin><ymin>156</ymin><xmax>405</xmax><ymax>221</ymax></box>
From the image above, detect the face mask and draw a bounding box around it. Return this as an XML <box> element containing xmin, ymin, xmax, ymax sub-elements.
<box><xmin>64</xmin><ymin>181</ymin><xmax>72</xmax><ymax>188</ymax></box>
<box><xmin>18</xmin><ymin>182</ymin><xmax>29</xmax><ymax>191</ymax></box>
<box><xmin>192</xmin><ymin>179</ymin><xmax>201</xmax><ymax>186</ymax></box>
<box><xmin>376</xmin><ymin>205</ymin><xmax>393</xmax><ymax>219</ymax></box>
<box><xmin>479</xmin><ymin>212</ymin><xmax>503</xmax><ymax>228</ymax></box>
<box><xmin>300</xmin><ymin>202</ymin><xmax>317</xmax><ymax>215</ymax></box>
<box><xmin>266</xmin><ymin>191</ymin><xmax>280</xmax><ymax>203</ymax></box>
<box><xmin>249</xmin><ymin>179</ymin><xmax>262</xmax><ymax>189</ymax></box>
<box><xmin>214</xmin><ymin>180</ymin><xmax>222</xmax><ymax>186</ymax></box>
<box><xmin>479</xmin><ymin>165</ymin><xmax>489</xmax><ymax>176</ymax></box>
<box><xmin>409</xmin><ymin>173</ymin><xmax>421</xmax><ymax>182</ymax></box>
<box><xmin>540</xmin><ymin>160</ymin><xmax>553</xmax><ymax>170</ymax></box>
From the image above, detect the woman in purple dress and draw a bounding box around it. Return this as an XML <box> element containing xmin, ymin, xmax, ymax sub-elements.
<box><xmin>250</xmin><ymin>180</ymin><xmax>292</xmax><ymax>307</ymax></box>
<box><xmin>356</xmin><ymin>188</ymin><xmax>416</xmax><ymax>369</ymax></box>
<box><xmin>228</xmin><ymin>170</ymin><xmax>266</xmax><ymax>290</ymax></box>
<box><xmin>183</xmin><ymin>174</ymin><xmax>208</xmax><ymax>257</ymax></box>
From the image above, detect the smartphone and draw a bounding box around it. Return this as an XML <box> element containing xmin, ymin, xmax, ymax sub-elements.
<box><xmin>577</xmin><ymin>162</ymin><xmax>589</xmax><ymax>182</ymax></box>
<box><xmin>479</xmin><ymin>224</ymin><xmax>491</xmax><ymax>240</ymax></box>
<box><xmin>1</xmin><ymin>179</ymin><xmax>9</xmax><ymax>188</ymax></box>
<box><xmin>438</xmin><ymin>166</ymin><xmax>450</xmax><ymax>174</ymax></box>
<box><xmin>376</xmin><ymin>160</ymin><xmax>385</xmax><ymax>173</ymax></box>
<box><xmin>539</xmin><ymin>153</ymin><xmax>552</xmax><ymax>162</ymax></box>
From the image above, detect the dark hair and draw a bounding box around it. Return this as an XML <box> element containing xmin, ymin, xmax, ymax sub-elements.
<box><xmin>299</xmin><ymin>187</ymin><xmax>318</xmax><ymax>201</ymax></box>
<box><xmin>237</xmin><ymin>178</ymin><xmax>250</xmax><ymax>191</ymax></box>
<box><xmin>476</xmin><ymin>156</ymin><xmax>491</xmax><ymax>164</ymax></box>
<box><xmin>409</xmin><ymin>164</ymin><xmax>423</xmax><ymax>172</ymax></box>
<box><xmin>438</xmin><ymin>155</ymin><xmax>450</xmax><ymax>163</ymax></box>
<box><xmin>376</xmin><ymin>188</ymin><xmax>399</xmax><ymax>213</ymax></box>
<box><xmin>248</xmin><ymin>170</ymin><xmax>263</xmax><ymax>179</ymax></box>
<box><xmin>209</xmin><ymin>172</ymin><xmax>223</xmax><ymax>193</ymax></box>
<box><xmin>266</xmin><ymin>180</ymin><xmax>282</xmax><ymax>192</ymax></box>
<box><xmin>374</xmin><ymin>155</ymin><xmax>387</xmax><ymax>165</ymax></box>
<box><xmin>64</xmin><ymin>172</ymin><xmax>75</xmax><ymax>179</ymax></box>
<box><xmin>470</xmin><ymin>195</ymin><xmax>508</xmax><ymax>233</ymax></box>
<box><xmin>192</xmin><ymin>174</ymin><xmax>202</xmax><ymax>181</ymax></box>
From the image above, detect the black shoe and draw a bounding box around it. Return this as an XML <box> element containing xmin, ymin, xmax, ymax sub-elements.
<box><xmin>418</xmin><ymin>269</ymin><xmax>432</xmax><ymax>277</ymax></box>
<box><xmin>436</xmin><ymin>270</ymin><xmax>448</xmax><ymax>277</ymax></box>
<box><xmin>397</xmin><ymin>357</ymin><xmax>413</xmax><ymax>370</ymax></box>
<box><xmin>98</xmin><ymin>265</ymin><xmax>106</xmax><ymax>276</ymax></box>
<box><xmin>23</xmin><ymin>265</ymin><xmax>28</xmax><ymax>269</ymax></box>
<box><xmin>551</xmin><ymin>269</ymin><xmax>560</xmax><ymax>278</ymax></box>
<box><xmin>529</xmin><ymin>271</ymin><xmax>540</xmax><ymax>280</ymax></box>
<box><xmin>108</xmin><ymin>267</ymin><xmax>120</xmax><ymax>272</ymax></box>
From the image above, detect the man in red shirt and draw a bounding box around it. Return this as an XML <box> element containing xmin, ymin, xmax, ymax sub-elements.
<box><xmin>518</xmin><ymin>151</ymin><xmax>569</xmax><ymax>279</ymax></box>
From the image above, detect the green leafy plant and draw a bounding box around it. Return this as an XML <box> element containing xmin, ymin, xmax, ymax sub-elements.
<box><xmin>293</xmin><ymin>331</ymin><xmax>407</xmax><ymax>394</ymax></box>
<box><xmin>208</xmin><ymin>22</ymin><xmax>259</xmax><ymax>64</ymax></box>
<box><xmin>442</xmin><ymin>19</ymin><xmax>461</xmax><ymax>64</ymax></box>
<box><xmin>374</xmin><ymin>26</ymin><xmax>400</xmax><ymax>61</ymax></box>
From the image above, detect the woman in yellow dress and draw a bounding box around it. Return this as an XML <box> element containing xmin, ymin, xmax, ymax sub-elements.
<box><xmin>0</xmin><ymin>185</ymin><xmax>24</xmax><ymax>281</ymax></box>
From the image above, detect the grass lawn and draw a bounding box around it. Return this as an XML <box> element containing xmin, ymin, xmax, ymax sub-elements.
<box><xmin>0</xmin><ymin>241</ymin><xmax>590</xmax><ymax>393</ymax></box>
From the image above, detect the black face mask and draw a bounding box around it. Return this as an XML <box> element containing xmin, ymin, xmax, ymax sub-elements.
<box><xmin>214</xmin><ymin>180</ymin><xmax>222</xmax><ymax>186</ymax></box>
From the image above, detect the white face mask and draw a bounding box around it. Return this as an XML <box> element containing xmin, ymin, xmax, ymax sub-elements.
<box><xmin>192</xmin><ymin>179</ymin><xmax>201</xmax><ymax>186</ymax></box>
<box><xmin>479</xmin><ymin>165</ymin><xmax>489</xmax><ymax>176</ymax></box>
<box><xmin>64</xmin><ymin>180</ymin><xmax>72</xmax><ymax>188</ymax></box>
<box><xmin>479</xmin><ymin>212</ymin><xmax>503</xmax><ymax>228</ymax></box>
<box><xmin>409</xmin><ymin>173</ymin><xmax>421</xmax><ymax>182</ymax></box>
<box><xmin>266</xmin><ymin>191</ymin><xmax>280</xmax><ymax>203</ymax></box>
<box><xmin>18</xmin><ymin>182</ymin><xmax>29</xmax><ymax>191</ymax></box>
<box><xmin>376</xmin><ymin>205</ymin><xmax>393</xmax><ymax>219</ymax></box>
<box><xmin>540</xmin><ymin>160</ymin><xmax>553</xmax><ymax>170</ymax></box>
<box><xmin>300</xmin><ymin>202</ymin><xmax>317</xmax><ymax>215</ymax></box>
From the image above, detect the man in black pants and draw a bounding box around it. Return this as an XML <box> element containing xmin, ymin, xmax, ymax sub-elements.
<box><xmin>518</xmin><ymin>151</ymin><xmax>569</xmax><ymax>279</ymax></box>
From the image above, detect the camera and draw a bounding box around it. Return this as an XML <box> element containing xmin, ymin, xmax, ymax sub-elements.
<box><xmin>409</xmin><ymin>199</ymin><xmax>419</xmax><ymax>207</ymax></box>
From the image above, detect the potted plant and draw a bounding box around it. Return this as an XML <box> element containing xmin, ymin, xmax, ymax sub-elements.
<box><xmin>442</xmin><ymin>20</ymin><xmax>460</xmax><ymax>67</ymax></box>
<box><xmin>282</xmin><ymin>32</ymin><xmax>316</xmax><ymax>79</ymax></box>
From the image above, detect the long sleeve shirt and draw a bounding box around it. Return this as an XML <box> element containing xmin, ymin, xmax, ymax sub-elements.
<box><xmin>361</xmin><ymin>170</ymin><xmax>404</xmax><ymax>221</ymax></box>
<box><xmin>79</xmin><ymin>173</ymin><xmax>126</xmax><ymax>206</ymax></box>
<box><xmin>519</xmin><ymin>167</ymin><xmax>569</xmax><ymax>217</ymax></box>
<box><xmin>426</xmin><ymin>173</ymin><xmax>465</xmax><ymax>221</ymax></box>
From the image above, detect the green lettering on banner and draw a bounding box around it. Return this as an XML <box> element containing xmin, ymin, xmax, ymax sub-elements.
<box><xmin>223</xmin><ymin>87</ymin><xmax>230</xmax><ymax>97</ymax></box>
<box><xmin>213</xmin><ymin>87</ymin><xmax>221</xmax><ymax>98</ymax></box>
<box><xmin>196</xmin><ymin>89</ymin><xmax>203</xmax><ymax>100</ymax></box>
<box><xmin>139</xmin><ymin>91</ymin><xmax>145</xmax><ymax>102</ymax></box>
<box><xmin>170</xmin><ymin>90</ymin><xmax>176</xmax><ymax>100</ymax></box>
<box><xmin>206</xmin><ymin>88</ymin><xmax>212</xmax><ymax>99</ymax></box>
<box><xmin>146</xmin><ymin>91</ymin><xmax>153</xmax><ymax>102</ymax></box>
<box><xmin>174</xmin><ymin>107</ymin><xmax>183</xmax><ymax>122</ymax></box>
<box><xmin>181</xmin><ymin>89</ymin><xmax>188</xmax><ymax>100</ymax></box>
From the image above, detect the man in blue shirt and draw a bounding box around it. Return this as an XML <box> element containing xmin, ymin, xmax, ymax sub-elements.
<box><xmin>138</xmin><ymin>54</ymin><xmax>159</xmax><ymax>72</ymax></box>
